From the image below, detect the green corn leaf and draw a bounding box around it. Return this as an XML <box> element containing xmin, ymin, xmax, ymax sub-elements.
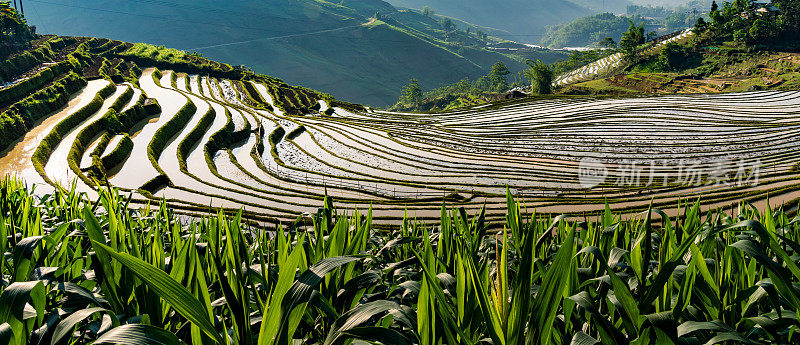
<box><xmin>50</xmin><ymin>307</ymin><xmax>117</xmax><ymax>345</ymax></box>
<box><xmin>413</xmin><ymin>247</ymin><xmax>476</xmax><ymax>345</ymax></box>
<box><xmin>0</xmin><ymin>323</ymin><xmax>13</xmax><ymax>345</ymax></box>
<box><xmin>11</xmin><ymin>236</ymin><xmax>42</xmax><ymax>282</ymax></box>
<box><xmin>342</xmin><ymin>327</ymin><xmax>413</xmax><ymax>345</ymax></box>
<box><xmin>570</xmin><ymin>331</ymin><xmax>599</xmax><ymax>345</ymax></box>
<box><xmin>93</xmin><ymin>324</ymin><xmax>182</xmax><ymax>345</ymax></box>
<box><xmin>0</xmin><ymin>281</ymin><xmax>45</xmax><ymax>345</ymax></box>
<box><xmin>91</xmin><ymin>241</ymin><xmax>222</xmax><ymax>344</ymax></box>
<box><xmin>323</xmin><ymin>300</ymin><xmax>402</xmax><ymax>345</ymax></box>
<box><xmin>276</xmin><ymin>256</ymin><xmax>364</xmax><ymax>342</ymax></box>
<box><xmin>258</xmin><ymin>234</ymin><xmax>305</xmax><ymax>345</ymax></box>
<box><xmin>82</xmin><ymin>207</ymin><xmax>124</xmax><ymax>313</ymax></box>
<box><xmin>640</xmin><ymin>224</ymin><xmax>704</xmax><ymax>308</ymax></box>
<box><xmin>529</xmin><ymin>224</ymin><xmax>576</xmax><ymax>345</ymax></box>
<box><xmin>567</xmin><ymin>291</ymin><xmax>628</xmax><ymax>345</ymax></box>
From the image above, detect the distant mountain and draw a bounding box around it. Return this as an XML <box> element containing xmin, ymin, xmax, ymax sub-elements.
<box><xmin>22</xmin><ymin>0</ymin><xmax>548</xmax><ymax>106</ymax></box>
<box><xmin>568</xmin><ymin>0</ymin><xmax>633</xmax><ymax>14</ymax></box>
<box><xmin>541</xmin><ymin>12</ymin><xmax>634</xmax><ymax>49</ymax></box>
<box><xmin>382</xmin><ymin>0</ymin><xmax>593</xmax><ymax>43</ymax></box>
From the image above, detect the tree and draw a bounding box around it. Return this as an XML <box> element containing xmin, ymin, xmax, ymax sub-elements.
<box><xmin>599</xmin><ymin>37</ymin><xmax>617</xmax><ymax>48</ymax></box>
<box><xmin>734</xmin><ymin>28</ymin><xmax>749</xmax><ymax>43</ymax></box>
<box><xmin>441</xmin><ymin>17</ymin><xmax>455</xmax><ymax>32</ymax></box>
<box><xmin>477</xmin><ymin>30</ymin><xmax>488</xmax><ymax>42</ymax></box>
<box><xmin>711</xmin><ymin>0</ymin><xmax>718</xmax><ymax>13</ymax></box>
<box><xmin>524</xmin><ymin>59</ymin><xmax>554</xmax><ymax>95</ymax></box>
<box><xmin>619</xmin><ymin>20</ymin><xmax>645</xmax><ymax>62</ymax></box>
<box><xmin>0</xmin><ymin>2</ymin><xmax>33</xmax><ymax>46</ymax></box>
<box><xmin>774</xmin><ymin>0</ymin><xmax>800</xmax><ymax>37</ymax></box>
<box><xmin>400</xmin><ymin>78</ymin><xmax>423</xmax><ymax>107</ymax></box>
<box><xmin>422</xmin><ymin>6</ymin><xmax>433</xmax><ymax>17</ymax></box>
<box><xmin>694</xmin><ymin>17</ymin><xmax>709</xmax><ymax>34</ymax></box>
<box><xmin>655</xmin><ymin>43</ymin><xmax>685</xmax><ymax>71</ymax></box>
<box><xmin>489</xmin><ymin>61</ymin><xmax>510</xmax><ymax>92</ymax></box>
<box><xmin>749</xmin><ymin>18</ymin><xmax>775</xmax><ymax>42</ymax></box>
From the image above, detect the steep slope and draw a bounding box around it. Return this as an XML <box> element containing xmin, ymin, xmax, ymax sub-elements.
<box><xmin>22</xmin><ymin>0</ymin><xmax>526</xmax><ymax>106</ymax></box>
<box><xmin>384</xmin><ymin>0</ymin><xmax>592</xmax><ymax>41</ymax></box>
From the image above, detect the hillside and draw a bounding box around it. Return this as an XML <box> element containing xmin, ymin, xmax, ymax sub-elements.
<box><xmin>559</xmin><ymin>0</ymin><xmax>800</xmax><ymax>95</ymax></box>
<box><xmin>541</xmin><ymin>12</ymin><xmax>637</xmax><ymax>48</ymax></box>
<box><xmin>568</xmin><ymin>0</ymin><xmax>633</xmax><ymax>13</ymax></box>
<box><xmin>382</xmin><ymin>0</ymin><xmax>593</xmax><ymax>41</ymax></box>
<box><xmin>22</xmin><ymin>0</ymin><xmax>537</xmax><ymax>106</ymax></box>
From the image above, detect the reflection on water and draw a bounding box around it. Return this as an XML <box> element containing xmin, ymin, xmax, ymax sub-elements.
<box><xmin>0</xmin><ymin>79</ymin><xmax>110</xmax><ymax>189</ymax></box>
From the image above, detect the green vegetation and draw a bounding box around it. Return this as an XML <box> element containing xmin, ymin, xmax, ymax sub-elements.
<box><xmin>1</xmin><ymin>177</ymin><xmax>800</xmax><ymax>343</ymax></box>
<box><xmin>569</xmin><ymin>0</ymin><xmax>800</xmax><ymax>95</ymax></box>
<box><xmin>393</xmin><ymin>61</ymin><xmax>524</xmax><ymax>111</ymax></box>
<box><xmin>0</xmin><ymin>59</ymin><xmax>73</xmax><ymax>105</ymax></box>
<box><xmin>552</xmin><ymin>50</ymin><xmax>618</xmax><ymax>75</ymax></box>
<box><xmin>695</xmin><ymin>0</ymin><xmax>800</xmax><ymax>46</ymax></box>
<box><xmin>619</xmin><ymin>21</ymin><xmax>648</xmax><ymax>62</ymax></box>
<box><xmin>525</xmin><ymin>59</ymin><xmax>554</xmax><ymax>94</ymax></box>
<box><xmin>30</xmin><ymin>82</ymin><xmax>114</xmax><ymax>184</ymax></box>
<box><xmin>0</xmin><ymin>72</ymin><xmax>87</xmax><ymax>151</ymax></box>
<box><xmin>22</xmin><ymin>0</ymin><xmax>546</xmax><ymax>106</ymax></box>
<box><xmin>100</xmin><ymin>134</ymin><xmax>134</xmax><ymax>172</ymax></box>
<box><xmin>541</xmin><ymin>1</ymin><xmax>710</xmax><ymax>49</ymax></box>
<box><xmin>542</xmin><ymin>13</ymin><xmax>640</xmax><ymax>49</ymax></box>
<box><xmin>0</xmin><ymin>1</ymin><xmax>34</xmax><ymax>58</ymax></box>
<box><xmin>146</xmin><ymin>95</ymin><xmax>196</xmax><ymax>180</ymax></box>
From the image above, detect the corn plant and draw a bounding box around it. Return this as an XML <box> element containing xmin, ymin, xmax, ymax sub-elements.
<box><xmin>0</xmin><ymin>176</ymin><xmax>798</xmax><ymax>344</ymax></box>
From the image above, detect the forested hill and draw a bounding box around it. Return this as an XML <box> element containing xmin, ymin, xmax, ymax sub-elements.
<box><xmin>383</xmin><ymin>0</ymin><xmax>593</xmax><ymax>41</ymax></box>
<box><xmin>21</xmin><ymin>0</ymin><xmax>530</xmax><ymax>106</ymax></box>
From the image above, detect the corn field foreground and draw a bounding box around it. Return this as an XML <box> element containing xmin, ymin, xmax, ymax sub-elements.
<box><xmin>1</xmin><ymin>175</ymin><xmax>800</xmax><ymax>345</ymax></box>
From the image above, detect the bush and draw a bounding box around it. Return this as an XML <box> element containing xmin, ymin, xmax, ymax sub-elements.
<box><xmin>654</xmin><ymin>43</ymin><xmax>687</xmax><ymax>71</ymax></box>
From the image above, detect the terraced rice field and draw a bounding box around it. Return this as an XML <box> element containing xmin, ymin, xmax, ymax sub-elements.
<box><xmin>3</xmin><ymin>64</ymin><xmax>800</xmax><ymax>225</ymax></box>
<box><xmin>554</xmin><ymin>29</ymin><xmax>695</xmax><ymax>86</ymax></box>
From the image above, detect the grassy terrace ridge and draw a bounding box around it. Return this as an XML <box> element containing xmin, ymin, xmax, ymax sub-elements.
<box><xmin>1</xmin><ymin>176</ymin><xmax>800</xmax><ymax>344</ymax></box>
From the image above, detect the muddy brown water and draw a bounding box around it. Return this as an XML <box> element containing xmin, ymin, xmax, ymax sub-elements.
<box><xmin>0</xmin><ymin>79</ymin><xmax>110</xmax><ymax>193</ymax></box>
